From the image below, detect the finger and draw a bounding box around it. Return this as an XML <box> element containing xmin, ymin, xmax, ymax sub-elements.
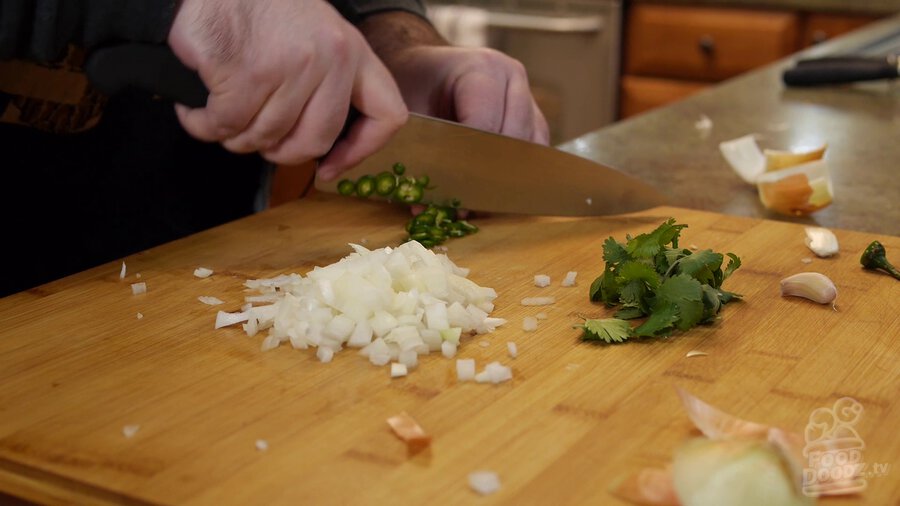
<box><xmin>531</xmin><ymin>103</ymin><xmax>551</xmax><ymax>145</ymax></box>
<box><xmin>316</xmin><ymin>56</ymin><xmax>407</xmax><ymax>180</ymax></box>
<box><xmin>223</xmin><ymin>74</ymin><xmax>318</xmax><ymax>153</ymax></box>
<box><xmin>176</xmin><ymin>74</ymin><xmax>274</xmax><ymax>142</ymax></box>
<box><xmin>259</xmin><ymin>62</ymin><xmax>355</xmax><ymax>166</ymax></box>
<box><xmin>498</xmin><ymin>71</ymin><xmax>537</xmax><ymax>142</ymax></box>
<box><xmin>452</xmin><ymin>72</ymin><xmax>505</xmax><ymax>134</ymax></box>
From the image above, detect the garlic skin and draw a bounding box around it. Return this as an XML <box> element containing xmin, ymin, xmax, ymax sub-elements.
<box><xmin>804</xmin><ymin>227</ymin><xmax>839</xmax><ymax>257</ymax></box>
<box><xmin>780</xmin><ymin>272</ymin><xmax>837</xmax><ymax>305</ymax></box>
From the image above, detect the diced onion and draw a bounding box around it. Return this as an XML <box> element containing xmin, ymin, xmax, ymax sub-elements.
<box><xmin>441</xmin><ymin>341</ymin><xmax>457</xmax><ymax>358</ymax></box>
<box><xmin>198</xmin><ymin>296</ymin><xmax>225</xmax><ymax>305</ymax></box>
<box><xmin>136</xmin><ymin>312</ymin><xmax>143</xmax><ymax>320</ymax></box>
<box><xmin>216</xmin><ymin>310</ymin><xmax>250</xmax><ymax>329</ymax></box>
<box><xmin>122</xmin><ymin>425</ymin><xmax>140</xmax><ymax>438</ymax></box>
<box><xmin>194</xmin><ymin>267</ymin><xmax>214</xmax><ymax>278</ymax></box>
<box><xmin>131</xmin><ymin>282</ymin><xmax>147</xmax><ymax>295</ymax></box>
<box><xmin>468</xmin><ymin>471</ymin><xmax>501</xmax><ymax>495</ymax></box>
<box><xmin>521</xmin><ymin>296</ymin><xmax>555</xmax><ymax>306</ymax></box>
<box><xmin>316</xmin><ymin>346</ymin><xmax>334</xmax><ymax>363</ymax></box>
<box><xmin>535</xmin><ymin>312</ymin><xmax>548</xmax><ymax>320</ymax></box>
<box><xmin>255</xmin><ymin>439</ymin><xmax>269</xmax><ymax>451</ymax></box>
<box><xmin>534</xmin><ymin>274</ymin><xmax>551</xmax><ymax>287</ymax></box>
<box><xmin>561</xmin><ymin>271</ymin><xmax>578</xmax><ymax>287</ymax></box>
<box><xmin>804</xmin><ymin>227</ymin><xmax>839</xmax><ymax>257</ymax></box>
<box><xmin>391</xmin><ymin>363</ymin><xmax>408</xmax><ymax>377</ymax></box>
<box><xmin>119</xmin><ymin>261</ymin><xmax>127</xmax><ymax>279</ymax></box>
<box><xmin>522</xmin><ymin>316</ymin><xmax>538</xmax><ymax>331</ymax></box>
<box><xmin>456</xmin><ymin>358</ymin><xmax>475</xmax><ymax>381</ymax></box>
<box><xmin>686</xmin><ymin>350</ymin><xmax>708</xmax><ymax>358</ymax></box>
<box><xmin>507</xmin><ymin>342</ymin><xmax>518</xmax><ymax>358</ymax></box>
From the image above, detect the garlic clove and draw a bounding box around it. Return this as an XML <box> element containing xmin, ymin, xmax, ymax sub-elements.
<box><xmin>804</xmin><ymin>227</ymin><xmax>839</xmax><ymax>257</ymax></box>
<box><xmin>779</xmin><ymin>272</ymin><xmax>837</xmax><ymax>305</ymax></box>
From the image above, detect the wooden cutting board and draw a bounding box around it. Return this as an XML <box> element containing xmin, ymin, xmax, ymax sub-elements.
<box><xmin>0</xmin><ymin>193</ymin><xmax>897</xmax><ymax>505</ymax></box>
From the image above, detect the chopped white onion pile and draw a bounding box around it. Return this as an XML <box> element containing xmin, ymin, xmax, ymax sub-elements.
<box><xmin>194</xmin><ymin>267</ymin><xmax>214</xmax><ymax>278</ymax></box>
<box><xmin>122</xmin><ymin>424</ymin><xmax>140</xmax><ymax>438</ymax></box>
<box><xmin>119</xmin><ymin>261</ymin><xmax>127</xmax><ymax>279</ymax></box>
<box><xmin>534</xmin><ymin>274</ymin><xmax>551</xmax><ymax>287</ymax></box>
<box><xmin>507</xmin><ymin>342</ymin><xmax>517</xmax><ymax>358</ymax></box>
<box><xmin>474</xmin><ymin>361</ymin><xmax>512</xmax><ymax>384</ymax></box>
<box><xmin>522</xmin><ymin>316</ymin><xmax>538</xmax><ymax>332</ymax></box>
<box><xmin>468</xmin><ymin>470</ymin><xmax>501</xmax><ymax>495</ymax></box>
<box><xmin>215</xmin><ymin>241</ymin><xmax>504</xmax><ymax>373</ymax></box>
<box><xmin>521</xmin><ymin>296</ymin><xmax>555</xmax><ymax>306</ymax></box>
<box><xmin>561</xmin><ymin>271</ymin><xmax>578</xmax><ymax>287</ymax></box>
<box><xmin>131</xmin><ymin>282</ymin><xmax>147</xmax><ymax>295</ymax></box>
<box><xmin>255</xmin><ymin>439</ymin><xmax>269</xmax><ymax>451</ymax></box>
<box><xmin>198</xmin><ymin>296</ymin><xmax>225</xmax><ymax>306</ymax></box>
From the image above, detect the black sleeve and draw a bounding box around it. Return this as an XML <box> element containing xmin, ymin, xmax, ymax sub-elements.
<box><xmin>0</xmin><ymin>0</ymin><xmax>178</xmax><ymax>63</ymax></box>
<box><xmin>330</xmin><ymin>0</ymin><xmax>428</xmax><ymax>25</ymax></box>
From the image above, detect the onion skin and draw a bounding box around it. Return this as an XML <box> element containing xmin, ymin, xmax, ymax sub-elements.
<box><xmin>673</xmin><ymin>438</ymin><xmax>813</xmax><ymax>506</ymax></box>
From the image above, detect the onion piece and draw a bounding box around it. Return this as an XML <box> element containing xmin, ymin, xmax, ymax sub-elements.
<box><xmin>122</xmin><ymin>424</ymin><xmax>140</xmax><ymax>438</ymax></box>
<box><xmin>561</xmin><ymin>271</ymin><xmax>578</xmax><ymax>287</ymax></box>
<box><xmin>719</xmin><ymin>134</ymin><xmax>765</xmax><ymax>184</ymax></box>
<box><xmin>119</xmin><ymin>261</ymin><xmax>127</xmax><ymax>279</ymax></box>
<box><xmin>685</xmin><ymin>350</ymin><xmax>708</xmax><ymax>358</ymax></box>
<box><xmin>456</xmin><ymin>358</ymin><xmax>476</xmax><ymax>381</ymax></box>
<box><xmin>194</xmin><ymin>267</ymin><xmax>214</xmax><ymax>278</ymax></box>
<box><xmin>534</xmin><ymin>274</ymin><xmax>551</xmax><ymax>287</ymax></box>
<box><xmin>804</xmin><ymin>227</ymin><xmax>839</xmax><ymax>257</ymax></box>
<box><xmin>198</xmin><ymin>296</ymin><xmax>225</xmax><ymax>306</ymax></box>
<box><xmin>507</xmin><ymin>342</ymin><xmax>518</xmax><ymax>358</ymax></box>
<box><xmin>136</xmin><ymin>312</ymin><xmax>143</xmax><ymax>320</ymax></box>
<box><xmin>255</xmin><ymin>439</ymin><xmax>269</xmax><ymax>452</ymax></box>
<box><xmin>522</xmin><ymin>316</ymin><xmax>538</xmax><ymax>332</ymax></box>
<box><xmin>386</xmin><ymin>412</ymin><xmax>431</xmax><ymax>452</ymax></box>
<box><xmin>131</xmin><ymin>282</ymin><xmax>147</xmax><ymax>295</ymax></box>
<box><xmin>608</xmin><ymin>467</ymin><xmax>680</xmax><ymax>506</ymax></box>
<box><xmin>215</xmin><ymin>310</ymin><xmax>250</xmax><ymax>329</ymax></box>
<box><xmin>676</xmin><ymin>387</ymin><xmax>769</xmax><ymax>440</ymax></box>
<box><xmin>390</xmin><ymin>362</ymin><xmax>408</xmax><ymax>378</ymax></box>
<box><xmin>468</xmin><ymin>471</ymin><xmax>501</xmax><ymax>495</ymax></box>
<box><xmin>521</xmin><ymin>296</ymin><xmax>555</xmax><ymax>306</ymax></box>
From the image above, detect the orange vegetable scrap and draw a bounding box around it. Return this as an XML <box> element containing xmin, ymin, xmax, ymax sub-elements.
<box><xmin>386</xmin><ymin>411</ymin><xmax>431</xmax><ymax>452</ymax></box>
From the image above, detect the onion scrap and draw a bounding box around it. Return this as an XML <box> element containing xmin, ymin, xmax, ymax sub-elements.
<box><xmin>386</xmin><ymin>411</ymin><xmax>431</xmax><ymax>452</ymax></box>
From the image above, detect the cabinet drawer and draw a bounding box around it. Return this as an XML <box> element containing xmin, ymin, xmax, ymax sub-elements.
<box><xmin>620</xmin><ymin>75</ymin><xmax>708</xmax><ymax>118</ymax></box>
<box><xmin>625</xmin><ymin>4</ymin><xmax>799</xmax><ymax>81</ymax></box>
<box><xmin>800</xmin><ymin>12</ymin><xmax>881</xmax><ymax>47</ymax></box>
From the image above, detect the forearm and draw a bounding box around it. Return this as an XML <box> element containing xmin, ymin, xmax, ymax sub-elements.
<box><xmin>0</xmin><ymin>0</ymin><xmax>178</xmax><ymax>63</ymax></box>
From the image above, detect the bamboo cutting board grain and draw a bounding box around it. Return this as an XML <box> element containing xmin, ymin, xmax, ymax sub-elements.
<box><xmin>0</xmin><ymin>193</ymin><xmax>897</xmax><ymax>505</ymax></box>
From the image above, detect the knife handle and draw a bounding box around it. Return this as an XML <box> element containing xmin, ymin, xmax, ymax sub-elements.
<box><xmin>85</xmin><ymin>44</ymin><xmax>209</xmax><ymax>108</ymax></box>
<box><xmin>783</xmin><ymin>57</ymin><xmax>899</xmax><ymax>86</ymax></box>
<box><xmin>85</xmin><ymin>43</ymin><xmax>358</xmax><ymax>137</ymax></box>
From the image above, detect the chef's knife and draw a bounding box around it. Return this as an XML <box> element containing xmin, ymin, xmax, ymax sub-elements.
<box><xmin>783</xmin><ymin>55</ymin><xmax>900</xmax><ymax>86</ymax></box>
<box><xmin>85</xmin><ymin>43</ymin><xmax>666</xmax><ymax>216</ymax></box>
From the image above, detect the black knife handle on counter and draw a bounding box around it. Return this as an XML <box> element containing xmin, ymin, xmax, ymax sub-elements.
<box><xmin>782</xmin><ymin>56</ymin><xmax>900</xmax><ymax>87</ymax></box>
<box><xmin>84</xmin><ymin>43</ymin><xmax>359</xmax><ymax>135</ymax></box>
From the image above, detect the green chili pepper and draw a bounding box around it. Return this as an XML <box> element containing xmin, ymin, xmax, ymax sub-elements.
<box><xmin>393</xmin><ymin>180</ymin><xmax>424</xmax><ymax>204</ymax></box>
<box><xmin>392</xmin><ymin>162</ymin><xmax>406</xmax><ymax>176</ymax></box>
<box><xmin>374</xmin><ymin>171</ymin><xmax>397</xmax><ymax>196</ymax></box>
<box><xmin>355</xmin><ymin>175</ymin><xmax>375</xmax><ymax>197</ymax></box>
<box><xmin>337</xmin><ymin>179</ymin><xmax>356</xmax><ymax>196</ymax></box>
<box><xmin>416</xmin><ymin>175</ymin><xmax>430</xmax><ymax>187</ymax></box>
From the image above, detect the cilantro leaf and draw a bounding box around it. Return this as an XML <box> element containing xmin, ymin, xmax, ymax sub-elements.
<box><xmin>669</xmin><ymin>249</ymin><xmax>723</xmax><ymax>286</ymax></box>
<box><xmin>614</xmin><ymin>306</ymin><xmax>645</xmax><ymax>320</ymax></box>
<box><xmin>634</xmin><ymin>304</ymin><xmax>679</xmax><ymax>337</ymax></box>
<box><xmin>603</xmin><ymin>236</ymin><xmax>630</xmax><ymax>264</ymax></box>
<box><xmin>617</xmin><ymin>261</ymin><xmax>661</xmax><ymax>290</ymax></box>
<box><xmin>723</xmin><ymin>253</ymin><xmax>742</xmax><ymax>282</ymax></box>
<box><xmin>626</xmin><ymin>219</ymin><xmax>687</xmax><ymax>258</ymax></box>
<box><xmin>654</xmin><ymin>274</ymin><xmax>705</xmax><ymax>330</ymax></box>
<box><xmin>577</xmin><ymin>318</ymin><xmax>634</xmax><ymax>343</ymax></box>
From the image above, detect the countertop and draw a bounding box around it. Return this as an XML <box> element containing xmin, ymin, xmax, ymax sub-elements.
<box><xmin>630</xmin><ymin>0</ymin><xmax>899</xmax><ymax>16</ymax></box>
<box><xmin>559</xmin><ymin>14</ymin><xmax>900</xmax><ymax>236</ymax></box>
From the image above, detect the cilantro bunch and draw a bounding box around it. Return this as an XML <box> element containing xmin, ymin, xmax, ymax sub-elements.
<box><xmin>579</xmin><ymin>219</ymin><xmax>742</xmax><ymax>343</ymax></box>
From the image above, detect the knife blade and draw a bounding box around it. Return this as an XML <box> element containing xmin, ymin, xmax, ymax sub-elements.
<box><xmin>315</xmin><ymin>113</ymin><xmax>666</xmax><ymax>216</ymax></box>
<box><xmin>84</xmin><ymin>43</ymin><xmax>666</xmax><ymax>216</ymax></box>
<box><xmin>783</xmin><ymin>55</ymin><xmax>900</xmax><ymax>86</ymax></box>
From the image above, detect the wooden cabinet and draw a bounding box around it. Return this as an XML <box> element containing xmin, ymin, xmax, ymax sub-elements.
<box><xmin>620</xmin><ymin>3</ymin><xmax>884</xmax><ymax>119</ymax></box>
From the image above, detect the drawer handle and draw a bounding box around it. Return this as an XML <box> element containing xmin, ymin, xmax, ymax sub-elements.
<box><xmin>698</xmin><ymin>35</ymin><xmax>715</xmax><ymax>55</ymax></box>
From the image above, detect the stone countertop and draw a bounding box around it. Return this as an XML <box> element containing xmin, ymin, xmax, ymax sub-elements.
<box><xmin>559</xmin><ymin>14</ymin><xmax>900</xmax><ymax>236</ymax></box>
<box><xmin>630</xmin><ymin>0</ymin><xmax>899</xmax><ymax>15</ymax></box>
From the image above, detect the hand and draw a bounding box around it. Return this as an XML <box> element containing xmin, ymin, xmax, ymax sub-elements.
<box><xmin>360</xmin><ymin>13</ymin><xmax>549</xmax><ymax>145</ymax></box>
<box><xmin>166</xmin><ymin>0</ymin><xmax>408</xmax><ymax>178</ymax></box>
